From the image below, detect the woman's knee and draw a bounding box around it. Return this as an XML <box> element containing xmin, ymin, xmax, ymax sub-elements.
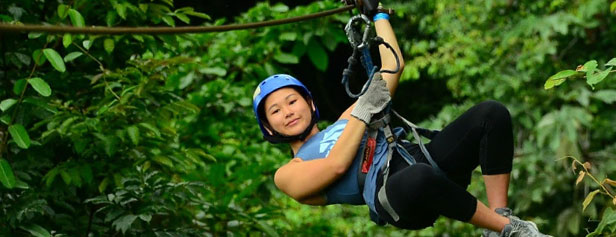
<box><xmin>472</xmin><ymin>100</ymin><xmax>512</xmax><ymax>127</ymax></box>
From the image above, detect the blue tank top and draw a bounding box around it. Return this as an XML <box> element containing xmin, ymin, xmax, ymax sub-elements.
<box><xmin>295</xmin><ymin>120</ymin><xmax>389</xmax><ymax>207</ymax></box>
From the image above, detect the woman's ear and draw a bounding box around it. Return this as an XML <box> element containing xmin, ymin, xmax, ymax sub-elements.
<box><xmin>264</xmin><ymin>127</ymin><xmax>274</xmax><ymax>136</ymax></box>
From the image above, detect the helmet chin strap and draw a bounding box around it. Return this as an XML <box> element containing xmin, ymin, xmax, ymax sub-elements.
<box><xmin>263</xmin><ymin>109</ymin><xmax>318</xmax><ymax>144</ymax></box>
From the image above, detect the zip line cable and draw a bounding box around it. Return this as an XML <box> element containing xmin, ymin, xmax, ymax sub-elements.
<box><xmin>0</xmin><ymin>5</ymin><xmax>354</xmax><ymax>35</ymax></box>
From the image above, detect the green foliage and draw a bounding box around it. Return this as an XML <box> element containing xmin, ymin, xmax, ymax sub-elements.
<box><xmin>546</xmin><ymin>58</ymin><xmax>615</xmax><ymax>89</ymax></box>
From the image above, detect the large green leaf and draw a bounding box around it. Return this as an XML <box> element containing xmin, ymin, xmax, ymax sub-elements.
<box><xmin>587</xmin><ymin>67</ymin><xmax>612</xmax><ymax>86</ymax></box>
<box><xmin>8</xmin><ymin>124</ymin><xmax>31</xmax><ymax>149</ymax></box>
<box><xmin>20</xmin><ymin>224</ymin><xmax>51</xmax><ymax>237</ymax></box>
<box><xmin>307</xmin><ymin>39</ymin><xmax>328</xmax><ymax>71</ymax></box>
<box><xmin>43</xmin><ymin>48</ymin><xmax>66</xmax><ymax>72</ymax></box>
<box><xmin>0</xmin><ymin>159</ymin><xmax>16</xmax><ymax>189</ymax></box>
<box><xmin>28</xmin><ymin>77</ymin><xmax>52</xmax><ymax>96</ymax></box>
<box><xmin>68</xmin><ymin>9</ymin><xmax>85</xmax><ymax>27</ymax></box>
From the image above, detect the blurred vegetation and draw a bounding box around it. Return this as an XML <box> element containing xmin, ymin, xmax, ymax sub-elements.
<box><xmin>0</xmin><ymin>0</ymin><xmax>615</xmax><ymax>236</ymax></box>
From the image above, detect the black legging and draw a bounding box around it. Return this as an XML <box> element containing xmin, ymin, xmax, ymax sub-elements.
<box><xmin>374</xmin><ymin>100</ymin><xmax>514</xmax><ymax>229</ymax></box>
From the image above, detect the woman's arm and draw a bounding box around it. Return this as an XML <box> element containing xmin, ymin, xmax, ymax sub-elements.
<box><xmin>339</xmin><ymin>16</ymin><xmax>405</xmax><ymax>121</ymax></box>
<box><xmin>274</xmin><ymin>118</ymin><xmax>366</xmax><ymax>202</ymax></box>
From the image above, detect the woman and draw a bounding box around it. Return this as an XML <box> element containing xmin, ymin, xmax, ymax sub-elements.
<box><xmin>252</xmin><ymin>11</ymin><xmax>550</xmax><ymax>237</ymax></box>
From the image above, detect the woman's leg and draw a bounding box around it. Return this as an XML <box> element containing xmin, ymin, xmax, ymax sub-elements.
<box><xmin>374</xmin><ymin>163</ymin><xmax>510</xmax><ymax>232</ymax></box>
<box><xmin>375</xmin><ymin>101</ymin><xmax>514</xmax><ymax>230</ymax></box>
<box><xmin>484</xmin><ymin>173</ymin><xmax>510</xmax><ymax>210</ymax></box>
<box><xmin>423</xmin><ymin>100</ymin><xmax>514</xmax><ymax>208</ymax></box>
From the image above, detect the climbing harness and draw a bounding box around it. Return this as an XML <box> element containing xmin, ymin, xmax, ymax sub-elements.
<box><xmin>341</xmin><ymin>4</ymin><xmax>443</xmax><ymax>223</ymax></box>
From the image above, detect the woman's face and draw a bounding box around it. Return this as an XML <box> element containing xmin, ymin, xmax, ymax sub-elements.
<box><xmin>263</xmin><ymin>87</ymin><xmax>314</xmax><ymax>136</ymax></box>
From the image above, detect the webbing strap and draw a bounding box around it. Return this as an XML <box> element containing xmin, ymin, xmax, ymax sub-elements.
<box><xmin>377</xmin><ymin>127</ymin><xmax>400</xmax><ymax>221</ymax></box>
<box><xmin>392</xmin><ymin>110</ymin><xmax>443</xmax><ymax>175</ymax></box>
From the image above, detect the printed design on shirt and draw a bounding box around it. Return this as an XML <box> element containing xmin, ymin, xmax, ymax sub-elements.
<box><xmin>319</xmin><ymin>122</ymin><xmax>346</xmax><ymax>157</ymax></box>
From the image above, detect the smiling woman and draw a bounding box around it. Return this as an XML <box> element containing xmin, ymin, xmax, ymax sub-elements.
<box><xmin>251</xmin><ymin>7</ymin><xmax>552</xmax><ymax>237</ymax></box>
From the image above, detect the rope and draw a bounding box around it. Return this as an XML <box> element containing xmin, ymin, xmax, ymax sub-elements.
<box><xmin>0</xmin><ymin>5</ymin><xmax>354</xmax><ymax>35</ymax></box>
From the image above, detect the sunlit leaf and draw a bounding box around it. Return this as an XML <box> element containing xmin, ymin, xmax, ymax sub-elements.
<box><xmin>28</xmin><ymin>77</ymin><xmax>52</xmax><ymax>97</ymax></box>
<box><xmin>63</xmin><ymin>33</ymin><xmax>72</xmax><ymax>48</ymax></box>
<box><xmin>544</xmin><ymin>70</ymin><xmax>577</xmax><ymax>89</ymax></box>
<box><xmin>64</xmin><ymin>52</ymin><xmax>83</xmax><ymax>62</ymax></box>
<box><xmin>279</xmin><ymin>32</ymin><xmax>297</xmax><ymax>41</ymax></box>
<box><xmin>83</xmin><ymin>40</ymin><xmax>92</xmax><ymax>50</ymax></box>
<box><xmin>199</xmin><ymin>67</ymin><xmax>226</xmax><ymax>76</ymax></box>
<box><xmin>587</xmin><ymin>67</ymin><xmax>611</xmax><ymax>86</ymax></box>
<box><xmin>184</xmin><ymin>11</ymin><xmax>210</xmax><ymax>20</ymax></box>
<box><xmin>0</xmin><ymin>98</ymin><xmax>17</xmax><ymax>112</ymax></box>
<box><xmin>162</xmin><ymin>16</ymin><xmax>175</xmax><ymax>27</ymax></box>
<box><xmin>28</xmin><ymin>32</ymin><xmax>44</xmax><ymax>40</ymax></box>
<box><xmin>43</xmin><ymin>48</ymin><xmax>66</xmax><ymax>72</ymax></box>
<box><xmin>579</xmin><ymin>60</ymin><xmax>598</xmax><ymax>73</ymax></box>
<box><xmin>104</xmin><ymin>38</ymin><xmax>115</xmax><ymax>53</ymax></box>
<box><xmin>607</xmin><ymin>58</ymin><xmax>616</xmax><ymax>67</ymax></box>
<box><xmin>271</xmin><ymin>4</ymin><xmax>289</xmax><ymax>12</ymax></box>
<box><xmin>175</xmin><ymin>13</ymin><xmax>190</xmax><ymax>24</ymax></box>
<box><xmin>274</xmin><ymin>52</ymin><xmax>299</xmax><ymax>64</ymax></box>
<box><xmin>57</xmin><ymin>4</ymin><xmax>69</xmax><ymax>19</ymax></box>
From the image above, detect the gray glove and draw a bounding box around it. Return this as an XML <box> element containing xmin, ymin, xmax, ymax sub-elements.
<box><xmin>351</xmin><ymin>72</ymin><xmax>391</xmax><ymax>124</ymax></box>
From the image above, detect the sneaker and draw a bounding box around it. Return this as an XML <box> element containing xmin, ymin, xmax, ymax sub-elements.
<box><xmin>501</xmin><ymin>216</ymin><xmax>552</xmax><ymax>237</ymax></box>
<box><xmin>482</xmin><ymin>208</ymin><xmax>513</xmax><ymax>237</ymax></box>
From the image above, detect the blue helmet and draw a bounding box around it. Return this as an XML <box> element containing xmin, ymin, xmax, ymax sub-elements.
<box><xmin>252</xmin><ymin>74</ymin><xmax>320</xmax><ymax>143</ymax></box>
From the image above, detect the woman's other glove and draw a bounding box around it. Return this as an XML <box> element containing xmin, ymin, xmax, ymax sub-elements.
<box><xmin>351</xmin><ymin>72</ymin><xmax>391</xmax><ymax>124</ymax></box>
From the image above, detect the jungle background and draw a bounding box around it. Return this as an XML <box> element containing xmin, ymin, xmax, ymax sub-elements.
<box><xmin>1</xmin><ymin>0</ymin><xmax>616</xmax><ymax>236</ymax></box>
